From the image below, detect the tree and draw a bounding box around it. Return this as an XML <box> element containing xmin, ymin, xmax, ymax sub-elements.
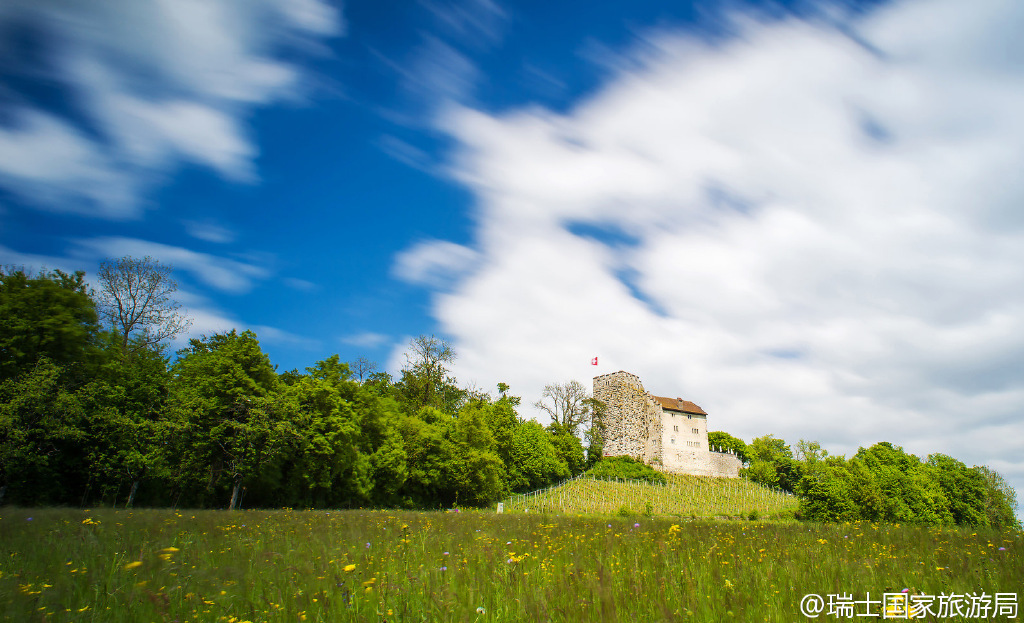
<box><xmin>350</xmin><ymin>356</ymin><xmax>378</xmax><ymax>382</ymax></box>
<box><xmin>395</xmin><ymin>335</ymin><xmax>465</xmax><ymax>414</ymax></box>
<box><xmin>547</xmin><ymin>422</ymin><xmax>587</xmax><ymax>477</ymax></box>
<box><xmin>0</xmin><ymin>359</ymin><xmax>89</xmax><ymax>505</ymax></box>
<box><xmin>97</xmin><ymin>256</ymin><xmax>190</xmax><ymax>353</ymax></box>
<box><xmin>445</xmin><ymin>402</ymin><xmax>505</xmax><ymax>506</ymax></box>
<box><xmin>0</xmin><ymin>267</ymin><xmax>102</xmax><ymax>383</ymax></box>
<box><xmin>708</xmin><ymin>431</ymin><xmax>748</xmax><ymax>463</ymax></box>
<box><xmin>507</xmin><ymin>420</ymin><xmax>568</xmax><ymax>491</ymax></box>
<box><xmin>797</xmin><ymin>457</ymin><xmax>858</xmax><ymax>522</ymax></box>
<box><xmin>534</xmin><ymin>380</ymin><xmax>593</xmax><ymax>437</ymax></box>
<box><xmin>169</xmin><ymin>330</ymin><xmax>286</xmax><ymax>509</ymax></box>
<box><xmin>86</xmin><ymin>337</ymin><xmax>173</xmax><ymax>507</ymax></box>
<box><xmin>742</xmin><ymin>434</ymin><xmax>794</xmax><ymax>490</ymax></box>
<box><xmin>974</xmin><ymin>465</ymin><xmax>1020</xmax><ymax>529</ymax></box>
<box><xmin>280</xmin><ymin>356</ymin><xmax>363</xmax><ymax>507</ymax></box>
<box><xmin>584</xmin><ymin>397</ymin><xmax>607</xmax><ymax>467</ymax></box>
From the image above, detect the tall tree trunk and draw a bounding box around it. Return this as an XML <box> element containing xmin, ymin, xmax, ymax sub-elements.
<box><xmin>0</xmin><ymin>484</ymin><xmax>6</xmax><ymax>506</ymax></box>
<box><xmin>228</xmin><ymin>477</ymin><xmax>243</xmax><ymax>510</ymax></box>
<box><xmin>126</xmin><ymin>479</ymin><xmax>140</xmax><ymax>508</ymax></box>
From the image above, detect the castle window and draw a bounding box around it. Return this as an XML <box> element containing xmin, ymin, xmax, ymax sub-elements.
<box><xmin>670</xmin><ymin>438</ymin><xmax>676</xmax><ymax>444</ymax></box>
<box><xmin>692</xmin><ymin>428</ymin><xmax>699</xmax><ymax>435</ymax></box>
<box><xmin>687</xmin><ymin>414</ymin><xmax>692</xmax><ymax>419</ymax></box>
<box><xmin>673</xmin><ymin>425</ymin><xmax>678</xmax><ymax>432</ymax></box>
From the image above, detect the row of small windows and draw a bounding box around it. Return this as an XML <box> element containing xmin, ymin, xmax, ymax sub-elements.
<box><xmin>671</xmin><ymin>425</ymin><xmax>702</xmax><ymax>435</ymax></box>
<box><xmin>669</xmin><ymin>439</ymin><xmax>701</xmax><ymax>448</ymax></box>
<box><xmin>670</xmin><ymin>413</ymin><xmax>696</xmax><ymax>419</ymax></box>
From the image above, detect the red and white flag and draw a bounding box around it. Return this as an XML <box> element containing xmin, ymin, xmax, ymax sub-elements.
<box><xmin>591</xmin><ymin>356</ymin><xmax>598</xmax><ymax>366</ymax></box>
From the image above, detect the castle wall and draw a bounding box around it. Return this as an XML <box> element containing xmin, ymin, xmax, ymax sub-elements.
<box><xmin>594</xmin><ymin>370</ymin><xmax>741</xmax><ymax>478</ymax></box>
<box><xmin>593</xmin><ymin>371</ymin><xmax>662</xmax><ymax>464</ymax></box>
<box><xmin>660</xmin><ymin>411</ymin><xmax>706</xmax><ymax>472</ymax></box>
<box><xmin>708</xmin><ymin>451</ymin><xmax>743</xmax><ymax>478</ymax></box>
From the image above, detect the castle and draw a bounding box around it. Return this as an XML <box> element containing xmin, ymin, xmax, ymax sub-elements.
<box><xmin>593</xmin><ymin>371</ymin><xmax>741</xmax><ymax>478</ymax></box>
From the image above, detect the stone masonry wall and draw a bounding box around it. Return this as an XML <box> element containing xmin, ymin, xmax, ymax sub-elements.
<box><xmin>593</xmin><ymin>371</ymin><xmax>663</xmax><ymax>463</ymax></box>
<box><xmin>708</xmin><ymin>451</ymin><xmax>743</xmax><ymax>478</ymax></box>
<box><xmin>594</xmin><ymin>370</ymin><xmax>740</xmax><ymax>478</ymax></box>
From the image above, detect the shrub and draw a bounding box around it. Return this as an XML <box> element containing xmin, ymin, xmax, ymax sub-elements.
<box><xmin>587</xmin><ymin>456</ymin><xmax>667</xmax><ymax>485</ymax></box>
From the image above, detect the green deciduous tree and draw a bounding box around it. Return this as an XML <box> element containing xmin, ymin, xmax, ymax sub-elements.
<box><xmin>446</xmin><ymin>401</ymin><xmax>505</xmax><ymax>506</ymax></box>
<box><xmin>395</xmin><ymin>335</ymin><xmax>465</xmax><ymax>415</ymax></box>
<box><xmin>742</xmin><ymin>434</ymin><xmax>795</xmax><ymax>490</ymax></box>
<box><xmin>507</xmin><ymin>420</ymin><xmax>568</xmax><ymax>491</ymax></box>
<box><xmin>86</xmin><ymin>337</ymin><xmax>173</xmax><ymax>507</ymax></box>
<box><xmin>0</xmin><ymin>268</ymin><xmax>102</xmax><ymax>383</ymax></box>
<box><xmin>974</xmin><ymin>465</ymin><xmax>1020</xmax><ymax>529</ymax></box>
<box><xmin>708</xmin><ymin>431</ymin><xmax>748</xmax><ymax>463</ymax></box>
<box><xmin>547</xmin><ymin>422</ymin><xmax>586</xmax><ymax>477</ymax></box>
<box><xmin>0</xmin><ymin>359</ymin><xmax>89</xmax><ymax>504</ymax></box>
<box><xmin>169</xmin><ymin>330</ymin><xmax>289</xmax><ymax>509</ymax></box>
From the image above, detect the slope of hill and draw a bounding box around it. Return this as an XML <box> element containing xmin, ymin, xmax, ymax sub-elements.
<box><xmin>502</xmin><ymin>473</ymin><xmax>799</xmax><ymax>518</ymax></box>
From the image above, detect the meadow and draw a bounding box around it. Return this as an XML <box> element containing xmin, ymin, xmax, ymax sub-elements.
<box><xmin>1</xmin><ymin>507</ymin><xmax>1020</xmax><ymax>622</ymax></box>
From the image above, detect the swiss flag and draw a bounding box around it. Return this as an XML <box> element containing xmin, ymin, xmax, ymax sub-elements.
<box><xmin>591</xmin><ymin>356</ymin><xmax>598</xmax><ymax>366</ymax></box>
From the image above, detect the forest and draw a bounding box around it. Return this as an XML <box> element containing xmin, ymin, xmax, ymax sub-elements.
<box><xmin>0</xmin><ymin>261</ymin><xmax>1018</xmax><ymax>528</ymax></box>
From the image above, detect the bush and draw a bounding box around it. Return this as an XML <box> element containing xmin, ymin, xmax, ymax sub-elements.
<box><xmin>587</xmin><ymin>456</ymin><xmax>667</xmax><ymax>485</ymax></box>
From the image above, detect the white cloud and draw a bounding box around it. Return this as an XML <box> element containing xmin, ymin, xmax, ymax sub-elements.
<box><xmin>405</xmin><ymin>36</ymin><xmax>481</xmax><ymax>108</ymax></box>
<box><xmin>0</xmin><ymin>109</ymin><xmax>137</xmax><ymax>217</ymax></box>
<box><xmin>70</xmin><ymin>236</ymin><xmax>269</xmax><ymax>293</ymax></box>
<box><xmin>0</xmin><ymin>244</ymin><xmax>81</xmax><ymax>274</ymax></box>
<box><xmin>393</xmin><ymin>239</ymin><xmax>480</xmax><ymax>288</ymax></box>
<box><xmin>377</xmin><ymin>134</ymin><xmax>437</xmax><ymax>172</ymax></box>
<box><xmin>155</xmin><ymin>289</ymin><xmax>318</xmax><ymax>354</ymax></box>
<box><xmin>414</xmin><ymin>0</ymin><xmax>1024</xmax><ymax>500</ymax></box>
<box><xmin>183</xmin><ymin>220</ymin><xmax>237</xmax><ymax>244</ymax></box>
<box><xmin>341</xmin><ymin>331</ymin><xmax>393</xmax><ymax>349</ymax></box>
<box><xmin>0</xmin><ymin>0</ymin><xmax>341</xmax><ymax>217</ymax></box>
<box><xmin>283</xmin><ymin>277</ymin><xmax>318</xmax><ymax>292</ymax></box>
<box><xmin>420</xmin><ymin>0</ymin><xmax>507</xmax><ymax>50</ymax></box>
<box><xmin>252</xmin><ymin>325</ymin><xmax>321</xmax><ymax>350</ymax></box>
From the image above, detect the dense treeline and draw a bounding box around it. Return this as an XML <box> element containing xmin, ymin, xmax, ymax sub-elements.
<box><xmin>1</xmin><ymin>265</ymin><xmax>1019</xmax><ymax>529</ymax></box>
<box><xmin>725</xmin><ymin>433</ymin><xmax>1020</xmax><ymax>529</ymax></box>
<box><xmin>0</xmin><ymin>267</ymin><xmax>593</xmax><ymax>509</ymax></box>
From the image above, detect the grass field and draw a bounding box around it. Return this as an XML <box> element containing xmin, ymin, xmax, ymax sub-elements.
<box><xmin>503</xmin><ymin>474</ymin><xmax>799</xmax><ymax>518</ymax></box>
<box><xmin>1</xmin><ymin>507</ymin><xmax>1020</xmax><ymax>622</ymax></box>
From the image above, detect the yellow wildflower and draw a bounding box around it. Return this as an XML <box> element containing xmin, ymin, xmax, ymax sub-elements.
<box><xmin>343</xmin><ymin>564</ymin><xmax>356</xmax><ymax>572</ymax></box>
<box><xmin>123</xmin><ymin>561</ymin><xmax>142</xmax><ymax>570</ymax></box>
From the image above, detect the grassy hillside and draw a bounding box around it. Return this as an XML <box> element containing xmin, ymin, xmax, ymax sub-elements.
<box><xmin>502</xmin><ymin>473</ymin><xmax>799</xmax><ymax>518</ymax></box>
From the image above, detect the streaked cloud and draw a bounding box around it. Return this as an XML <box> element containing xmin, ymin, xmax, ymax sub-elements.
<box><xmin>0</xmin><ymin>0</ymin><xmax>342</xmax><ymax>217</ymax></box>
<box><xmin>413</xmin><ymin>0</ymin><xmax>1024</xmax><ymax>491</ymax></box>
<box><xmin>392</xmin><ymin>239</ymin><xmax>480</xmax><ymax>288</ymax></box>
<box><xmin>183</xmin><ymin>219</ymin><xmax>237</xmax><ymax>244</ymax></box>
<box><xmin>420</xmin><ymin>0</ymin><xmax>507</xmax><ymax>50</ymax></box>
<box><xmin>341</xmin><ymin>331</ymin><xmax>393</xmax><ymax>349</ymax></box>
<box><xmin>283</xmin><ymin>277</ymin><xmax>318</xmax><ymax>292</ymax></box>
<box><xmin>70</xmin><ymin>236</ymin><xmax>269</xmax><ymax>293</ymax></box>
<box><xmin>377</xmin><ymin>134</ymin><xmax>437</xmax><ymax>172</ymax></box>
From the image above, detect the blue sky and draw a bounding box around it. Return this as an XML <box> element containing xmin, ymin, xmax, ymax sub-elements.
<box><xmin>2</xmin><ymin>0</ymin><xmax>1023</xmax><ymax>506</ymax></box>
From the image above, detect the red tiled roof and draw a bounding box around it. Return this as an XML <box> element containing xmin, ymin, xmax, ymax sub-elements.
<box><xmin>652</xmin><ymin>395</ymin><xmax>707</xmax><ymax>415</ymax></box>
